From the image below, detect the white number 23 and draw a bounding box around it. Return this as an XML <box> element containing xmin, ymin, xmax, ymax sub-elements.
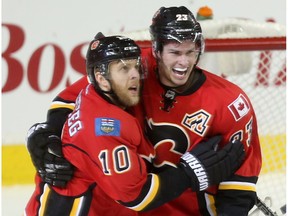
<box><xmin>176</xmin><ymin>14</ymin><xmax>188</xmax><ymax>21</ymax></box>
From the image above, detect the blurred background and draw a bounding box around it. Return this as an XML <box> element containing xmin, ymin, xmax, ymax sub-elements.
<box><xmin>2</xmin><ymin>0</ymin><xmax>286</xmax><ymax>215</ymax></box>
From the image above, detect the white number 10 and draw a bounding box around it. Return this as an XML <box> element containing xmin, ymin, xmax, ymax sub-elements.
<box><xmin>98</xmin><ymin>145</ymin><xmax>131</xmax><ymax>175</ymax></box>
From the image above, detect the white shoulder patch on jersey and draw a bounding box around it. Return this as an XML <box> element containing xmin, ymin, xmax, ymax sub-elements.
<box><xmin>228</xmin><ymin>94</ymin><xmax>250</xmax><ymax>121</ymax></box>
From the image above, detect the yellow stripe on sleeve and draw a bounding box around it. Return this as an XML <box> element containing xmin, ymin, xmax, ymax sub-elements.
<box><xmin>70</xmin><ymin>197</ymin><xmax>82</xmax><ymax>216</ymax></box>
<box><xmin>38</xmin><ymin>184</ymin><xmax>51</xmax><ymax>216</ymax></box>
<box><xmin>49</xmin><ymin>102</ymin><xmax>75</xmax><ymax>110</ymax></box>
<box><xmin>130</xmin><ymin>174</ymin><xmax>160</xmax><ymax>211</ymax></box>
<box><xmin>219</xmin><ymin>181</ymin><xmax>256</xmax><ymax>192</ymax></box>
<box><xmin>205</xmin><ymin>193</ymin><xmax>217</xmax><ymax>216</ymax></box>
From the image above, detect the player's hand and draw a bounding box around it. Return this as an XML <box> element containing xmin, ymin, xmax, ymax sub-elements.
<box><xmin>26</xmin><ymin>123</ymin><xmax>73</xmax><ymax>187</ymax></box>
<box><xmin>179</xmin><ymin>136</ymin><xmax>245</xmax><ymax>191</ymax></box>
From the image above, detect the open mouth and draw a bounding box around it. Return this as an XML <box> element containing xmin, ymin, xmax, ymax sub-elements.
<box><xmin>128</xmin><ymin>85</ymin><xmax>138</xmax><ymax>94</ymax></box>
<box><xmin>172</xmin><ymin>67</ymin><xmax>188</xmax><ymax>78</ymax></box>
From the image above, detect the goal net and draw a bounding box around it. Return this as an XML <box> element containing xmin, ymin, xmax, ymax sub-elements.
<box><xmin>120</xmin><ymin>18</ymin><xmax>286</xmax><ymax>215</ymax></box>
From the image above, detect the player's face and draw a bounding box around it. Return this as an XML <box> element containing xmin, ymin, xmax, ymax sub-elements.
<box><xmin>108</xmin><ymin>58</ymin><xmax>141</xmax><ymax>107</ymax></box>
<box><xmin>157</xmin><ymin>40</ymin><xmax>200</xmax><ymax>87</ymax></box>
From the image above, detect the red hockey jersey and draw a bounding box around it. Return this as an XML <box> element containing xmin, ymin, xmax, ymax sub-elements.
<box><xmin>25</xmin><ymin>84</ymin><xmax>156</xmax><ymax>216</ymax></box>
<box><xmin>27</xmin><ymin>47</ymin><xmax>262</xmax><ymax>215</ymax></box>
<box><xmin>137</xmin><ymin>49</ymin><xmax>262</xmax><ymax>215</ymax></box>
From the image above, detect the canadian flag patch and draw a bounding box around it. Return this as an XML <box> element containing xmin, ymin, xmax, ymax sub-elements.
<box><xmin>228</xmin><ymin>94</ymin><xmax>250</xmax><ymax>121</ymax></box>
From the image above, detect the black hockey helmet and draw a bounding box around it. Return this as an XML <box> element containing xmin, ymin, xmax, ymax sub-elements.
<box><xmin>86</xmin><ymin>32</ymin><xmax>141</xmax><ymax>86</ymax></box>
<box><xmin>149</xmin><ymin>6</ymin><xmax>204</xmax><ymax>54</ymax></box>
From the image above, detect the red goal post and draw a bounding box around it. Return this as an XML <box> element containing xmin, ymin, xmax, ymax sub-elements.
<box><xmin>136</xmin><ymin>36</ymin><xmax>286</xmax><ymax>51</ymax></box>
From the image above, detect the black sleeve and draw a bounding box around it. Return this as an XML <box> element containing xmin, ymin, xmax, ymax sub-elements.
<box><xmin>43</xmin><ymin>183</ymin><xmax>96</xmax><ymax>216</ymax></box>
<box><xmin>143</xmin><ymin>166</ymin><xmax>190</xmax><ymax>211</ymax></box>
<box><xmin>46</xmin><ymin>97</ymin><xmax>74</xmax><ymax>137</ymax></box>
<box><xmin>118</xmin><ymin>165</ymin><xmax>191</xmax><ymax>212</ymax></box>
<box><xmin>215</xmin><ymin>190</ymin><xmax>256</xmax><ymax>215</ymax></box>
<box><xmin>215</xmin><ymin>175</ymin><xmax>258</xmax><ymax>215</ymax></box>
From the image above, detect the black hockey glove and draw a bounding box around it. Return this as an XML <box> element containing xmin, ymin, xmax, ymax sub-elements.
<box><xmin>179</xmin><ymin>136</ymin><xmax>245</xmax><ymax>192</ymax></box>
<box><xmin>26</xmin><ymin>123</ymin><xmax>73</xmax><ymax>187</ymax></box>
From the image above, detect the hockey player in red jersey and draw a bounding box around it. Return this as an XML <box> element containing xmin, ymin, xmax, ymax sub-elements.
<box><xmin>25</xmin><ymin>33</ymin><xmax>245</xmax><ymax>215</ymax></box>
<box><xmin>138</xmin><ymin>7</ymin><xmax>262</xmax><ymax>215</ymax></box>
<box><xmin>26</xmin><ymin>6</ymin><xmax>261</xmax><ymax>216</ymax></box>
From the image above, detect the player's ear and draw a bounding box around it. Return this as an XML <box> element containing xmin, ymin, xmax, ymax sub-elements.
<box><xmin>152</xmin><ymin>49</ymin><xmax>161</xmax><ymax>60</ymax></box>
<box><xmin>95</xmin><ymin>72</ymin><xmax>110</xmax><ymax>91</ymax></box>
<box><xmin>152</xmin><ymin>50</ymin><xmax>157</xmax><ymax>58</ymax></box>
